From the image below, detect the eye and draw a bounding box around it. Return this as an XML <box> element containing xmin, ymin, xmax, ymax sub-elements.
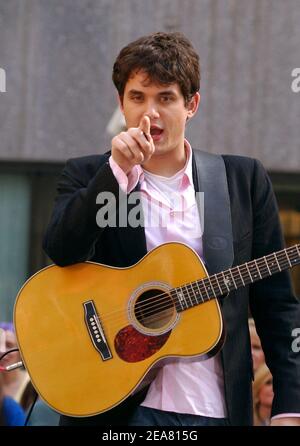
<box><xmin>131</xmin><ymin>95</ymin><xmax>143</xmax><ymax>102</ymax></box>
<box><xmin>160</xmin><ymin>96</ymin><xmax>173</xmax><ymax>103</ymax></box>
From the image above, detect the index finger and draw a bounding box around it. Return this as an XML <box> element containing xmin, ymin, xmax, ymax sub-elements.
<box><xmin>139</xmin><ymin>115</ymin><xmax>151</xmax><ymax>139</ymax></box>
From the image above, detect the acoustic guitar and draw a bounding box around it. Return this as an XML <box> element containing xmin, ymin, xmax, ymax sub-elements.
<box><xmin>14</xmin><ymin>241</ymin><xmax>300</xmax><ymax>417</ymax></box>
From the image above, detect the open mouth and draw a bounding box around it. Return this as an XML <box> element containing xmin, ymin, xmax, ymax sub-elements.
<box><xmin>150</xmin><ymin>126</ymin><xmax>164</xmax><ymax>141</ymax></box>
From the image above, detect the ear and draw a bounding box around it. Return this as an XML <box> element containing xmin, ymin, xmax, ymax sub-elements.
<box><xmin>117</xmin><ymin>94</ymin><xmax>124</xmax><ymax>114</ymax></box>
<box><xmin>186</xmin><ymin>92</ymin><xmax>200</xmax><ymax>119</ymax></box>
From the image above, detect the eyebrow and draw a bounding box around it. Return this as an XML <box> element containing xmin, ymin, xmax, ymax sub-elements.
<box><xmin>128</xmin><ymin>89</ymin><xmax>177</xmax><ymax>96</ymax></box>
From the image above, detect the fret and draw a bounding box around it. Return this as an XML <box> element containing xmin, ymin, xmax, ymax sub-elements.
<box><xmin>201</xmin><ymin>279</ymin><xmax>210</xmax><ymax>300</ymax></box>
<box><xmin>198</xmin><ymin>280</ymin><xmax>209</xmax><ymax>300</ymax></box>
<box><xmin>273</xmin><ymin>253</ymin><xmax>281</xmax><ymax>272</ymax></box>
<box><xmin>267</xmin><ymin>255</ymin><xmax>277</xmax><ymax>272</ymax></box>
<box><xmin>228</xmin><ymin>268</ymin><xmax>238</xmax><ymax>289</ymax></box>
<box><xmin>284</xmin><ymin>249</ymin><xmax>292</xmax><ymax>268</ymax></box>
<box><xmin>208</xmin><ymin>276</ymin><xmax>217</xmax><ymax>298</ymax></box>
<box><xmin>245</xmin><ymin>263</ymin><xmax>254</xmax><ymax>283</ymax></box>
<box><xmin>185</xmin><ymin>284</ymin><xmax>194</xmax><ymax>307</ymax></box>
<box><xmin>289</xmin><ymin>246</ymin><xmax>300</xmax><ymax>265</ymax></box>
<box><xmin>216</xmin><ymin>272</ymin><xmax>229</xmax><ymax>294</ymax></box>
<box><xmin>170</xmin><ymin>289</ymin><xmax>181</xmax><ymax>312</ymax></box>
<box><xmin>230</xmin><ymin>267</ymin><xmax>242</xmax><ymax>287</ymax></box>
<box><xmin>211</xmin><ymin>274</ymin><xmax>224</xmax><ymax>295</ymax></box>
<box><xmin>278</xmin><ymin>250</ymin><xmax>291</xmax><ymax>269</ymax></box>
<box><xmin>236</xmin><ymin>266</ymin><xmax>245</xmax><ymax>286</ymax></box>
<box><xmin>176</xmin><ymin>288</ymin><xmax>187</xmax><ymax>310</ymax></box>
<box><xmin>176</xmin><ymin>289</ymin><xmax>184</xmax><ymax>310</ymax></box>
<box><xmin>286</xmin><ymin>245</ymin><xmax>298</xmax><ymax>266</ymax></box>
<box><xmin>190</xmin><ymin>283</ymin><xmax>199</xmax><ymax>305</ymax></box>
<box><xmin>221</xmin><ymin>271</ymin><xmax>231</xmax><ymax>292</ymax></box>
<box><xmin>289</xmin><ymin>246</ymin><xmax>299</xmax><ymax>264</ymax></box>
<box><xmin>195</xmin><ymin>281</ymin><xmax>204</xmax><ymax>303</ymax></box>
<box><xmin>248</xmin><ymin>261</ymin><xmax>259</xmax><ymax>280</ymax></box>
<box><xmin>248</xmin><ymin>263</ymin><xmax>255</xmax><ymax>280</ymax></box>
<box><xmin>190</xmin><ymin>283</ymin><xmax>198</xmax><ymax>304</ymax></box>
<box><xmin>263</xmin><ymin>256</ymin><xmax>271</xmax><ymax>275</ymax></box>
<box><xmin>254</xmin><ymin>260</ymin><xmax>262</xmax><ymax>279</ymax></box>
<box><xmin>206</xmin><ymin>276</ymin><xmax>217</xmax><ymax>298</ymax></box>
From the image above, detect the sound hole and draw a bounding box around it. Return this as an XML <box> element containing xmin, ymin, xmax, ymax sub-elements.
<box><xmin>134</xmin><ymin>288</ymin><xmax>175</xmax><ymax>329</ymax></box>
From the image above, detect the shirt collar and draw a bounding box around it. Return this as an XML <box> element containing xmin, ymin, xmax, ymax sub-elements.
<box><xmin>136</xmin><ymin>139</ymin><xmax>194</xmax><ymax>190</ymax></box>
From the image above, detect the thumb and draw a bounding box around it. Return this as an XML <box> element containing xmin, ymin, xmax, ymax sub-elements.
<box><xmin>139</xmin><ymin>115</ymin><xmax>151</xmax><ymax>138</ymax></box>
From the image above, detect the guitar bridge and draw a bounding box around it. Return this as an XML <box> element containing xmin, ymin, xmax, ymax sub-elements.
<box><xmin>83</xmin><ymin>300</ymin><xmax>112</xmax><ymax>361</ymax></box>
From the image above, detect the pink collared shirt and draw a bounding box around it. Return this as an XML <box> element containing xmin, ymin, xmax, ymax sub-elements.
<box><xmin>110</xmin><ymin>141</ymin><xmax>227</xmax><ymax>417</ymax></box>
<box><xmin>109</xmin><ymin>141</ymin><xmax>299</xmax><ymax>421</ymax></box>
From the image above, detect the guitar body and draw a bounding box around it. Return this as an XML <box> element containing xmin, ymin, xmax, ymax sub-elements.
<box><xmin>14</xmin><ymin>242</ymin><xmax>223</xmax><ymax>417</ymax></box>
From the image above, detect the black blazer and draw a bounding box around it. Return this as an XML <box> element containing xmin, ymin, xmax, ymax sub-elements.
<box><xmin>43</xmin><ymin>150</ymin><xmax>300</xmax><ymax>426</ymax></box>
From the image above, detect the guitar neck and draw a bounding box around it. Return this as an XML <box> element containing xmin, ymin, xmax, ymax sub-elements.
<box><xmin>172</xmin><ymin>244</ymin><xmax>300</xmax><ymax>311</ymax></box>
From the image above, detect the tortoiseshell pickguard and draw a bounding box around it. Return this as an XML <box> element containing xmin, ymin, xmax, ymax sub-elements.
<box><xmin>115</xmin><ymin>325</ymin><xmax>171</xmax><ymax>362</ymax></box>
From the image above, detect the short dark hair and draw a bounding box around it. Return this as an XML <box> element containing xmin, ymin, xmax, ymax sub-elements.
<box><xmin>112</xmin><ymin>32</ymin><xmax>200</xmax><ymax>106</ymax></box>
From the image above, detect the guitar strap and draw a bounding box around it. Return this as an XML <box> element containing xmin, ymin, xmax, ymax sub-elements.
<box><xmin>192</xmin><ymin>149</ymin><xmax>234</xmax><ymax>275</ymax></box>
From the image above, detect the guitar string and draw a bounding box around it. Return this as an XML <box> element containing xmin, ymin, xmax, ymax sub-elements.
<box><xmin>91</xmin><ymin>248</ymin><xmax>300</xmax><ymax>329</ymax></box>
<box><xmin>123</xmin><ymin>246</ymin><xmax>300</xmax><ymax>318</ymax></box>
<box><xmin>94</xmin><ymin>253</ymin><xmax>300</xmax><ymax>332</ymax></box>
<box><xmin>92</xmin><ymin>262</ymin><xmax>300</xmax><ymax>334</ymax></box>
<box><xmin>89</xmin><ymin>248</ymin><xmax>300</xmax><ymax>326</ymax></box>
<box><xmin>100</xmin><ymin>247</ymin><xmax>299</xmax><ymax>322</ymax></box>
<box><xmin>97</xmin><ymin>244</ymin><xmax>299</xmax><ymax>330</ymax></box>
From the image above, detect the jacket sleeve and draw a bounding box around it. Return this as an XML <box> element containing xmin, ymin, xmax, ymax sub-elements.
<box><xmin>249</xmin><ymin>159</ymin><xmax>300</xmax><ymax>416</ymax></box>
<box><xmin>43</xmin><ymin>156</ymin><xmax>124</xmax><ymax>266</ymax></box>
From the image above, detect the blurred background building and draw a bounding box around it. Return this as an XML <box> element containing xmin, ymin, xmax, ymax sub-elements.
<box><xmin>0</xmin><ymin>0</ymin><xmax>300</xmax><ymax>321</ymax></box>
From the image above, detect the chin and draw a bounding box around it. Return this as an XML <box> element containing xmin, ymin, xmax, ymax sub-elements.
<box><xmin>152</xmin><ymin>145</ymin><xmax>163</xmax><ymax>154</ymax></box>
<box><xmin>153</xmin><ymin>142</ymin><xmax>171</xmax><ymax>153</ymax></box>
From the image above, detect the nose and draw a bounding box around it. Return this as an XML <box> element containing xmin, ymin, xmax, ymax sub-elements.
<box><xmin>144</xmin><ymin>102</ymin><xmax>160</xmax><ymax>120</ymax></box>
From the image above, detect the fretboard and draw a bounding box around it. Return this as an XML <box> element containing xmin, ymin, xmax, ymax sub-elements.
<box><xmin>171</xmin><ymin>244</ymin><xmax>300</xmax><ymax>312</ymax></box>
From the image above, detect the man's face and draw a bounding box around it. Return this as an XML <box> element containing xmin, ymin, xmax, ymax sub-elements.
<box><xmin>119</xmin><ymin>70</ymin><xmax>199</xmax><ymax>158</ymax></box>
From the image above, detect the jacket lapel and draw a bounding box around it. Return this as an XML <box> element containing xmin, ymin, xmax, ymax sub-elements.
<box><xmin>192</xmin><ymin>149</ymin><xmax>234</xmax><ymax>275</ymax></box>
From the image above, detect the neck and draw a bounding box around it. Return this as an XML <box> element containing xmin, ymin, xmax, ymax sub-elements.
<box><xmin>142</xmin><ymin>144</ymin><xmax>187</xmax><ymax>177</ymax></box>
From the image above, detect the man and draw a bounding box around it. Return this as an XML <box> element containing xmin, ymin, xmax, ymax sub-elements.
<box><xmin>43</xmin><ymin>32</ymin><xmax>300</xmax><ymax>426</ymax></box>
